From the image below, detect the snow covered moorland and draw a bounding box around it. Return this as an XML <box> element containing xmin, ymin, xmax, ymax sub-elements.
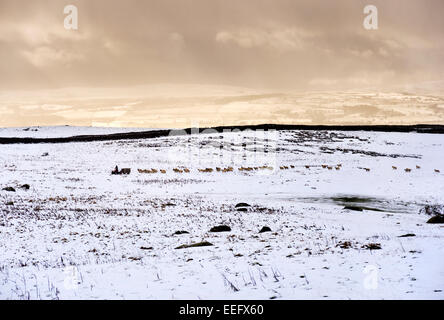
<box><xmin>0</xmin><ymin>126</ymin><xmax>443</xmax><ymax>299</ymax></box>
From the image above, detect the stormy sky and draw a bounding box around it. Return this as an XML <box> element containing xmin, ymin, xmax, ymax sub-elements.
<box><xmin>0</xmin><ymin>0</ymin><xmax>443</xmax><ymax>127</ymax></box>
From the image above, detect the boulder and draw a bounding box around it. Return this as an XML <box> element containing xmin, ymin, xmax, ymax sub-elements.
<box><xmin>427</xmin><ymin>215</ymin><xmax>444</xmax><ymax>224</ymax></box>
<box><xmin>235</xmin><ymin>203</ymin><xmax>251</xmax><ymax>208</ymax></box>
<box><xmin>2</xmin><ymin>187</ymin><xmax>15</xmax><ymax>192</ymax></box>
<box><xmin>173</xmin><ymin>230</ymin><xmax>189</xmax><ymax>235</ymax></box>
<box><xmin>210</xmin><ymin>225</ymin><xmax>231</xmax><ymax>232</ymax></box>
<box><xmin>259</xmin><ymin>226</ymin><xmax>272</xmax><ymax>233</ymax></box>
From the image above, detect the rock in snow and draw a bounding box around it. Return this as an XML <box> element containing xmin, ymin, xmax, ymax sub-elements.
<box><xmin>259</xmin><ymin>226</ymin><xmax>272</xmax><ymax>233</ymax></box>
<box><xmin>235</xmin><ymin>203</ymin><xmax>251</xmax><ymax>208</ymax></box>
<box><xmin>427</xmin><ymin>216</ymin><xmax>444</xmax><ymax>224</ymax></box>
<box><xmin>173</xmin><ymin>230</ymin><xmax>190</xmax><ymax>235</ymax></box>
<box><xmin>210</xmin><ymin>225</ymin><xmax>231</xmax><ymax>232</ymax></box>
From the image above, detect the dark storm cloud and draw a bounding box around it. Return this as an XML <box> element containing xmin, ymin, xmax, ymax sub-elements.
<box><xmin>0</xmin><ymin>0</ymin><xmax>443</xmax><ymax>90</ymax></box>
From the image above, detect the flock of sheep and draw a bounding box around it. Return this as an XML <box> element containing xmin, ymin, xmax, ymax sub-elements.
<box><xmin>138</xmin><ymin>166</ymin><xmax>266</xmax><ymax>174</ymax></box>
<box><xmin>134</xmin><ymin>164</ymin><xmax>441</xmax><ymax>174</ymax></box>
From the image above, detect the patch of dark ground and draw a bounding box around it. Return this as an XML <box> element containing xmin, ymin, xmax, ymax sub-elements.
<box><xmin>296</xmin><ymin>195</ymin><xmax>422</xmax><ymax>214</ymax></box>
<box><xmin>319</xmin><ymin>146</ymin><xmax>421</xmax><ymax>159</ymax></box>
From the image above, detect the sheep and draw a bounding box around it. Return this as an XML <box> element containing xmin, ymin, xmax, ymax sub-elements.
<box><xmin>335</xmin><ymin>166</ymin><xmax>340</xmax><ymax>170</ymax></box>
<box><xmin>321</xmin><ymin>165</ymin><xmax>327</xmax><ymax>168</ymax></box>
<box><xmin>183</xmin><ymin>168</ymin><xmax>190</xmax><ymax>173</ymax></box>
<box><xmin>404</xmin><ymin>168</ymin><xmax>411</xmax><ymax>172</ymax></box>
<box><xmin>435</xmin><ymin>169</ymin><xmax>440</xmax><ymax>173</ymax></box>
<box><xmin>290</xmin><ymin>165</ymin><xmax>295</xmax><ymax>169</ymax></box>
<box><xmin>416</xmin><ymin>165</ymin><xmax>421</xmax><ymax>169</ymax></box>
<box><xmin>364</xmin><ymin>168</ymin><xmax>370</xmax><ymax>172</ymax></box>
<box><xmin>392</xmin><ymin>166</ymin><xmax>397</xmax><ymax>170</ymax></box>
<box><xmin>305</xmin><ymin>165</ymin><xmax>310</xmax><ymax>169</ymax></box>
<box><xmin>327</xmin><ymin>166</ymin><xmax>333</xmax><ymax>170</ymax></box>
<box><xmin>138</xmin><ymin>169</ymin><xmax>159</xmax><ymax>174</ymax></box>
<box><xmin>160</xmin><ymin>170</ymin><xmax>166</xmax><ymax>174</ymax></box>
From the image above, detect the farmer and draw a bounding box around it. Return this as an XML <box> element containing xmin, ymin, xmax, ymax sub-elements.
<box><xmin>112</xmin><ymin>165</ymin><xmax>119</xmax><ymax>175</ymax></box>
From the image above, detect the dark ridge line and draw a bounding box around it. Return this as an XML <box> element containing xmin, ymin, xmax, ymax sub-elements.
<box><xmin>0</xmin><ymin>124</ymin><xmax>443</xmax><ymax>145</ymax></box>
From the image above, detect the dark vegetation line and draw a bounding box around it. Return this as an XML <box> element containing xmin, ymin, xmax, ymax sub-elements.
<box><xmin>0</xmin><ymin>124</ymin><xmax>443</xmax><ymax>145</ymax></box>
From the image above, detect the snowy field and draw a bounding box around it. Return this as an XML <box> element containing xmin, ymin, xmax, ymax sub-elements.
<box><xmin>0</xmin><ymin>127</ymin><xmax>443</xmax><ymax>299</ymax></box>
